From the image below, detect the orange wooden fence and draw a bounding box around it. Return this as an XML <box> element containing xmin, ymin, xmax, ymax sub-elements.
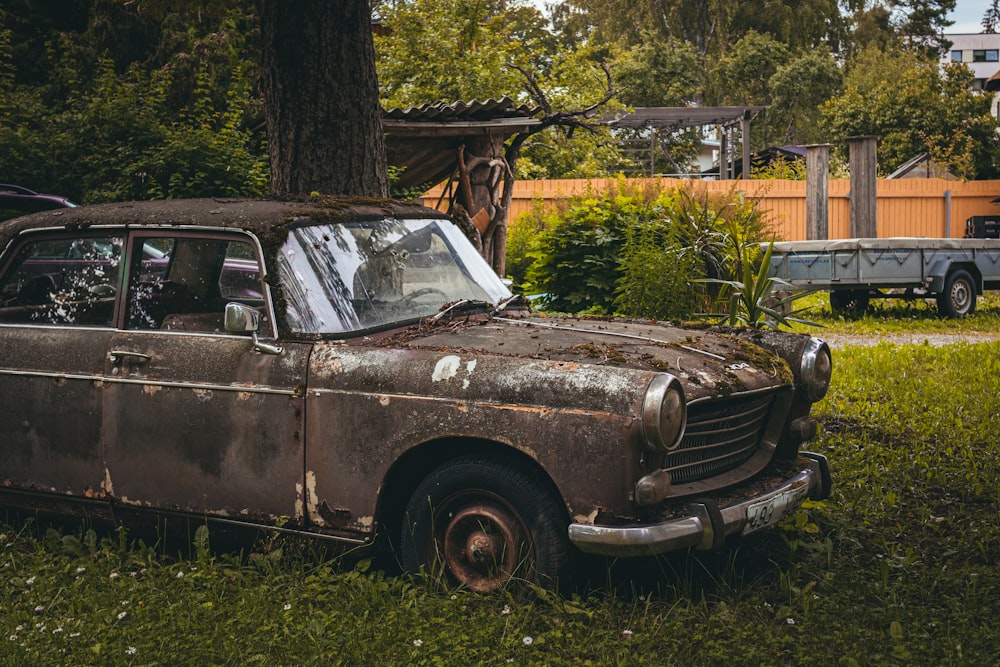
<box><xmin>424</xmin><ymin>178</ymin><xmax>1000</xmax><ymax>241</ymax></box>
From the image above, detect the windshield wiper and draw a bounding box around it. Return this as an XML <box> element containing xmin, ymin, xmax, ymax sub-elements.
<box><xmin>492</xmin><ymin>294</ymin><xmax>527</xmax><ymax>313</ymax></box>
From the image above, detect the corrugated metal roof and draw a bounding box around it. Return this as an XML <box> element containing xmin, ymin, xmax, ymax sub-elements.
<box><xmin>383</xmin><ymin>98</ymin><xmax>542</xmax><ymax>190</ymax></box>
<box><xmin>606</xmin><ymin>106</ymin><xmax>766</xmax><ymax>130</ymax></box>
<box><xmin>384</xmin><ymin>97</ymin><xmax>539</xmax><ymax>122</ymax></box>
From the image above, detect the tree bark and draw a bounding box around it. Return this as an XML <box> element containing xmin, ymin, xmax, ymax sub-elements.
<box><xmin>257</xmin><ymin>0</ymin><xmax>388</xmax><ymax>197</ymax></box>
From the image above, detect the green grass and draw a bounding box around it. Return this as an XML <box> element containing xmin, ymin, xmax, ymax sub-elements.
<box><xmin>3</xmin><ymin>316</ymin><xmax>1000</xmax><ymax>665</ymax></box>
<box><xmin>787</xmin><ymin>290</ymin><xmax>1000</xmax><ymax>335</ymax></box>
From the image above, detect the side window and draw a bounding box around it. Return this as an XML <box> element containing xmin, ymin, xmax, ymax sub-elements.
<box><xmin>125</xmin><ymin>235</ymin><xmax>265</xmax><ymax>333</ymax></box>
<box><xmin>0</xmin><ymin>235</ymin><xmax>122</xmax><ymax>326</ymax></box>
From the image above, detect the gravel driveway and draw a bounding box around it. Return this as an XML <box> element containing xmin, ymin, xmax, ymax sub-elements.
<box><xmin>819</xmin><ymin>332</ymin><xmax>1000</xmax><ymax>349</ymax></box>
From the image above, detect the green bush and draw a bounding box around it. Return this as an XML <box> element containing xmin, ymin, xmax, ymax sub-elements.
<box><xmin>0</xmin><ymin>7</ymin><xmax>267</xmax><ymax>204</ymax></box>
<box><xmin>523</xmin><ymin>188</ymin><xmax>635</xmax><ymax>313</ymax></box>
<box><xmin>516</xmin><ymin>181</ymin><xmax>775</xmax><ymax>320</ymax></box>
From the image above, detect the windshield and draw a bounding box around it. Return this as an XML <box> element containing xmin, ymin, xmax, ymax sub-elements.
<box><xmin>278</xmin><ymin>218</ymin><xmax>511</xmax><ymax>335</ymax></box>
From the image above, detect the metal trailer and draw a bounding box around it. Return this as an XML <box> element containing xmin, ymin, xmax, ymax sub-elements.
<box><xmin>767</xmin><ymin>238</ymin><xmax>1000</xmax><ymax>317</ymax></box>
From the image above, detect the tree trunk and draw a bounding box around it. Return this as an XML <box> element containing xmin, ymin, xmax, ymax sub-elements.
<box><xmin>257</xmin><ymin>0</ymin><xmax>388</xmax><ymax>197</ymax></box>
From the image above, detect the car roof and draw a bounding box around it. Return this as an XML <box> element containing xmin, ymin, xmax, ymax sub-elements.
<box><xmin>0</xmin><ymin>197</ymin><xmax>450</xmax><ymax>252</ymax></box>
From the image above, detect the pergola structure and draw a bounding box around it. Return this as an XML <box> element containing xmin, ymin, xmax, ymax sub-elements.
<box><xmin>604</xmin><ymin>106</ymin><xmax>767</xmax><ymax>179</ymax></box>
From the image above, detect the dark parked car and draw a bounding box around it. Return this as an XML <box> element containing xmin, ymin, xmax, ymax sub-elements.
<box><xmin>0</xmin><ymin>198</ymin><xmax>832</xmax><ymax>591</ymax></box>
<box><xmin>0</xmin><ymin>184</ymin><xmax>77</xmax><ymax>221</ymax></box>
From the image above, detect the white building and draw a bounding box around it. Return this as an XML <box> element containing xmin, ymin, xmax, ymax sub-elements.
<box><xmin>945</xmin><ymin>33</ymin><xmax>1000</xmax><ymax>116</ymax></box>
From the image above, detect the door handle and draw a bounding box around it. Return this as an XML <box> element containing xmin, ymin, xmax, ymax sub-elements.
<box><xmin>109</xmin><ymin>350</ymin><xmax>151</xmax><ymax>364</ymax></box>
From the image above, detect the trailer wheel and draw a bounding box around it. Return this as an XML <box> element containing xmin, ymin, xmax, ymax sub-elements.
<box><xmin>829</xmin><ymin>290</ymin><xmax>869</xmax><ymax>316</ymax></box>
<box><xmin>936</xmin><ymin>269</ymin><xmax>976</xmax><ymax>318</ymax></box>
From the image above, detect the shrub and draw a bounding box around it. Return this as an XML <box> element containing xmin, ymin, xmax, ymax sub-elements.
<box><xmin>517</xmin><ymin>181</ymin><xmax>775</xmax><ymax>320</ymax></box>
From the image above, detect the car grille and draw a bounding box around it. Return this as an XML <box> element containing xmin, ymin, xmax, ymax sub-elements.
<box><xmin>665</xmin><ymin>391</ymin><xmax>775</xmax><ymax>484</ymax></box>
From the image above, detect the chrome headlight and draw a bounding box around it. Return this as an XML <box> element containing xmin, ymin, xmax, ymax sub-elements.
<box><xmin>799</xmin><ymin>338</ymin><xmax>832</xmax><ymax>402</ymax></box>
<box><xmin>641</xmin><ymin>373</ymin><xmax>686</xmax><ymax>453</ymax></box>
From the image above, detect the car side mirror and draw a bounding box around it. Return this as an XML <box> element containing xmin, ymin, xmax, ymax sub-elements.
<box><xmin>225</xmin><ymin>302</ymin><xmax>283</xmax><ymax>355</ymax></box>
<box><xmin>225</xmin><ymin>302</ymin><xmax>260</xmax><ymax>334</ymax></box>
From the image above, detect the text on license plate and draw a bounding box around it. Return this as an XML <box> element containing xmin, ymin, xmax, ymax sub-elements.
<box><xmin>743</xmin><ymin>484</ymin><xmax>810</xmax><ymax>536</ymax></box>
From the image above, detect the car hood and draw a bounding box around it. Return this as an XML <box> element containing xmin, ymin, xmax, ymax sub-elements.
<box><xmin>369</xmin><ymin>314</ymin><xmax>794</xmax><ymax>402</ymax></box>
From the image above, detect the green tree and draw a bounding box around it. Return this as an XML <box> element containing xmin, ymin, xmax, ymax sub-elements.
<box><xmin>984</xmin><ymin>1</ymin><xmax>1000</xmax><ymax>33</ymax></box>
<box><xmin>375</xmin><ymin>0</ymin><xmax>623</xmax><ymax>180</ymax></box>
<box><xmin>708</xmin><ymin>30</ymin><xmax>789</xmax><ymax>147</ymax></box>
<box><xmin>0</xmin><ymin>3</ymin><xmax>267</xmax><ymax>203</ymax></box>
<box><xmin>768</xmin><ymin>48</ymin><xmax>843</xmax><ymax>145</ymax></box>
<box><xmin>562</xmin><ymin>0</ymin><xmax>843</xmax><ymax>57</ymax></box>
<box><xmin>613</xmin><ymin>37</ymin><xmax>702</xmax><ymax>107</ymax></box>
<box><xmin>820</xmin><ymin>47</ymin><xmax>1000</xmax><ymax>179</ymax></box>
<box><xmin>844</xmin><ymin>0</ymin><xmax>956</xmax><ymax>58</ymax></box>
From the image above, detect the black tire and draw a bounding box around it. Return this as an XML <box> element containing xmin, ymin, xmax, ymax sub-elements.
<box><xmin>937</xmin><ymin>269</ymin><xmax>976</xmax><ymax>318</ymax></box>
<box><xmin>829</xmin><ymin>289</ymin><xmax>869</xmax><ymax>315</ymax></box>
<box><xmin>400</xmin><ymin>457</ymin><xmax>569</xmax><ymax>592</ymax></box>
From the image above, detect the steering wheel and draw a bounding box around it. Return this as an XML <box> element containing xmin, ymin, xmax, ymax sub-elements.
<box><xmin>399</xmin><ymin>287</ymin><xmax>448</xmax><ymax>305</ymax></box>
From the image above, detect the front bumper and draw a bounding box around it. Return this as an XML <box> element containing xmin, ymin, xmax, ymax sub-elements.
<box><xmin>567</xmin><ymin>452</ymin><xmax>831</xmax><ymax>557</ymax></box>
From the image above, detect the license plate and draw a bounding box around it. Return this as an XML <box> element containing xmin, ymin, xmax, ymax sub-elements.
<box><xmin>743</xmin><ymin>484</ymin><xmax>810</xmax><ymax>536</ymax></box>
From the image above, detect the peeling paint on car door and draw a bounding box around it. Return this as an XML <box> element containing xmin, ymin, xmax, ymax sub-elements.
<box><xmin>101</xmin><ymin>231</ymin><xmax>311</xmax><ymax>524</ymax></box>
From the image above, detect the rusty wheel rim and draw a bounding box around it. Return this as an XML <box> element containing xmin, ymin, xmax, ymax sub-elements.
<box><xmin>434</xmin><ymin>494</ymin><xmax>530</xmax><ymax>592</ymax></box>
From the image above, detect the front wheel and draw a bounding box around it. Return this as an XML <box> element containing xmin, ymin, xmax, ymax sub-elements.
<box><xmin>937</xmin><ymin>269</ymin><xmax>976</xmax><ymax>318</ymax></box>
<box><xmin>400</xmin><ymin>457</ymin><xmax>569</xmax><ymax>592</ymax></box>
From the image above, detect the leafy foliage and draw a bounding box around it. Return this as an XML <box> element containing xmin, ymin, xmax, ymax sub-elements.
<box><xmin>518</xmin><ymin>181</ymin><xmax>776</xmax><ymax>320</ymax></box>
<box><xmin>698</xmin><ymin>241</ymin><xmax>817</xmax><ymax>329</ymax></box>
<box><xmin>0</xmin><ymin>4</ymin><xmax>267</xmax><ymax>203</ymax></box>
<box><xmin>522</xmin><ymin>190</ymin><xmax>632</xmax><ymax>313</ymax></box>
<box><xmin>821</xmin><ymin>47</ymin><xmax>1000</xmax><ymax>179</ymax></box>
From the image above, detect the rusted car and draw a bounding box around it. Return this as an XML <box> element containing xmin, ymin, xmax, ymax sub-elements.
<box><xmin>0</xmin><ymin>198</ymin><xmax>832</xmax><ymax>591</ymax></box>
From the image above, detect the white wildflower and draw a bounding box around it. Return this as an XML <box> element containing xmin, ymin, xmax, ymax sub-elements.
<box><xmin>502</xmin><ymin>605</ymin><xmax>512</xmax><ymax>615</ymax></box>
<box><xmin>786</xmin><ymin>618</ymin><xmax>796</xmax><ymax>625</ymax></box>
<box><xmin>117</xmin><ymin>611</ymin><xmax>127</xmax><ymax>621</ymax></box>
<box><xmin>53</xmin><ymin>627</ymin><xmax>63</xmax><ymax>634</ymax></box>
<box><xmin>413</xmin><ymin>639</ymin><xmax>423</xmax><ymax>647</ymax></box>
<box><xmin>25</xmin><ymin>576</ymin><xmax>35</xmax><ymax>585</ymax></box>
<box><xmin>109</xmin><ymin>572</ymin><xmax>118</xmax><ymax>580</ymax></box>
<box><xmin>126</xmin><ymin>646</ymin><xmax>137</xmax><ymax>655</ymax></box>
<box><xmin>283</xmin><ymin>603</ymin><xmax>292</xmax><ymax>611</ymax></box>
<box><xmin>522</xmin><ymin>637</ymin><xmax>533</xmax><ymax>646</ymax></box>
<box><xmin>76</xmin><ymin>567</ymin><xmax>86</xmax><ymax>574</ymax></box>
<box><xmin>176</xmin><ymin>571</ymin><xmax>184</xmax><ymax>578</ymax></box>
<box><xmin>34</xmin><ymin>605</ymin><xmax>44</xmax><ymax>613</ymax></box>
<box><xmin>8</xmin><ymin>635</ymin><xmax>16</xmax><ymax>642</ymax></box>
<box><xmin>70</xmin><ymin>632</ymin><xmax>81</xmax><ymax>638</ymax></box>
<box><xmin>622</xmin><ymin>629</ymin><xmax>634</xmax><ymax>638</ymax></box>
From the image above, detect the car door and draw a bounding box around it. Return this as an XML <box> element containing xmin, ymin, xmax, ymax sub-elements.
<box><xmin>0</xmin><ymin>230</ymin><xmax>123</xmax><ymax>516</ymax></box>
<box><xmin>101</xmin><ymin>230</ymin><xmax>311</xmax><ymax>525</ymax></box>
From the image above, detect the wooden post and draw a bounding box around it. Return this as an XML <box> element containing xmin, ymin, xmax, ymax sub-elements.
<box><xmin>741</xmin><ymin>113</ymin><xmax>751</xmax><ymax>180</ymax></box>
<box><xmin>805</xmin><ymin>144</ymin><xmax>831</xmax><ymax>240</ymax></box>
<box><xmin>719</xmin><ymin>126</ymin><xmax>729</xmax><ymax>180</ymax></box>
<box><xmin>848</xmin><ymin>135</ymin><xmax>878</xmax><ymax>238</ymax></box>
